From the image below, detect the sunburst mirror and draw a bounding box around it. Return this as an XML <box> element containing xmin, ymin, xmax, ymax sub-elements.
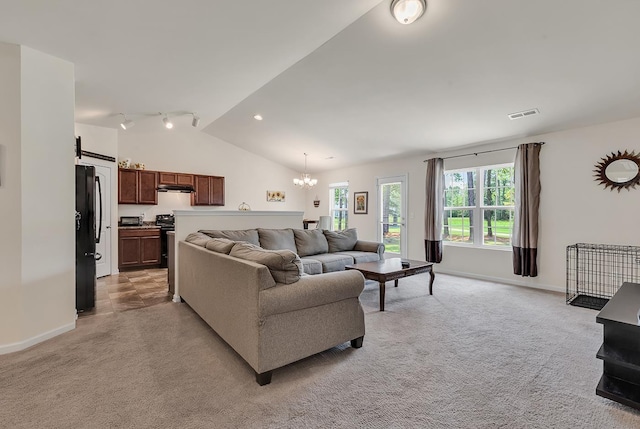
<box><xmin>594</xmin><ymin>150</ymin><xmax>640</xmax><ymax>192</ymax></box>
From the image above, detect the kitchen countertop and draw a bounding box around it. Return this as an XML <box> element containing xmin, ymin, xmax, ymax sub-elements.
<box><xmin>118</xmin><ymin>224</ymin><xmax>161</xmax><ymax>230</ymax></box>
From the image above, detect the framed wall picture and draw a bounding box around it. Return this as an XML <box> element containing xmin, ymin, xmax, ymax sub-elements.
<box><xmin>354</xmin><ymin>191</ymin><xmax>368</xmax><ymax>214</ymax></box>
<box><xmin>267</xmin><ymin>190</ymin><xmax>286</xmax><ymax>202</ymax></box>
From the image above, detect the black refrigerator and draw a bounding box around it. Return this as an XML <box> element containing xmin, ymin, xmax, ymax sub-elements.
<box><xmin>75</xmin><ymin>165</ymin><xmax>102</xmax><ymax>311</ymax></box>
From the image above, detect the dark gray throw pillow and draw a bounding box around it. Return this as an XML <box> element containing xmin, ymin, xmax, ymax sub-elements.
<box><xmin>293</xmin><ymin>229</ymin><xmax>329</xmax><ymax>257</ymax></box>
<box><xmin>323</xmin><ymin>228</ymin><xmax>358</xmax><ymax>253</ymax></box>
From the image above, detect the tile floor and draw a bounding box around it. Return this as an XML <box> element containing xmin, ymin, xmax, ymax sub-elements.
<box><xmin>79</xmin><ymin>268</ymin><xmax>172</xmax><ymax>317</ymax></box>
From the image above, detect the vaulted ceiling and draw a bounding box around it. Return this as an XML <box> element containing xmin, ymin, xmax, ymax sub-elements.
<box><xmin>2</xmin><ymin>0</ymin><xmax>640</xmax><ymax>172</ymax></box>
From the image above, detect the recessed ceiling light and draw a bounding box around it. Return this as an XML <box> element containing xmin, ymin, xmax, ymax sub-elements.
<box><xmin>253</xmin><ymin>114</ymin><xmax>263</xmax><ymax>121</ymax></box>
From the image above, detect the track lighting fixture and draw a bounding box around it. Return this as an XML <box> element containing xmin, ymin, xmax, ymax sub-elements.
<box><xmin>163</xmin><ymin>114</ymin><xmax>174</xmax><ymax>129</ymax></box>
<box><xmin>191</xmin><ymin>113</ymin><xmax>200</xmax><ymax>128</ymax></box>
<box><xmin>119</xmin><ymin>113</ymin><xmax>135</xmax><ymax>130</ymax></box>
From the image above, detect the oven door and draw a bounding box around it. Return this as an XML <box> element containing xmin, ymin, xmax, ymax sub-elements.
<box><xmin>159</xmin><ymin>226</ymin><xmax>175</xmax><ymax>268</ymax></box>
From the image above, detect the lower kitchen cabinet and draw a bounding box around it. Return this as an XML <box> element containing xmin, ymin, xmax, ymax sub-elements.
<box><xmin>118</xmin><ymin>228</ymin><xmax>161</xmax><ymax>269</ymax></box>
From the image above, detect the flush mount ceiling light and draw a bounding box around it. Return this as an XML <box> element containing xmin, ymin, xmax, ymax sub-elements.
<box><xmin>293</xmin><ymin>153</ymin><xmax>318</xmax><ymax>189</ymax></box>
<box><xmin>390</xmin><ymin>0</ymin><xmax>426</xmax><ymax>25</ymax></box>
<box><xmin>119</xmin><ymin>113</ymin><xmax>135</xmax><ymax>130</ymax></box>
<box><xmin>253</xmin><ymin>114</ymin><xmax>263</xmax><ymax>121</ymax></box>
<box><xmin>163</xmin><ymin>114</ymin><xmax>174</xmax><ymax>129</ymax></box>
<box><xmin>191</xmin><ymin>113</ymin><xmax>200</xmax><ymax>127</ymax></box>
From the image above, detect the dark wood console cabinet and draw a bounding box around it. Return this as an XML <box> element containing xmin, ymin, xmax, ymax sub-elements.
<box><xmin>118</xmin><ymin>228</ymin><xmax>161</xmax><ymax>269</ymax></box>
<box><xmin>118</xmin><ymin>169</ymin><xmax>158</xmax><ymax>205</ymax></box>
<box><xmin>596</xmin><ymin>282</ymin><xmax>640</xmax><ymax>410</ymax></box>
<box><xmin>192</xmin><ymin>175</ymin><xmax>225</xmax><ymax>206</ymax></box>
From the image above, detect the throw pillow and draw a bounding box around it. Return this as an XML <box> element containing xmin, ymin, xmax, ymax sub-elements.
<box><xmin>323</xmin><ymin>228</ymin><xmax>358</xmax><ymax>253</ymax></box>
<box><xmin>293</xmin><ymin>229</ymin><xmax>329</xmax><ymax>257</ymax></box>
<box><xmin>204</xmin><ymin>237</ymin><xmax>236</xmax><ymax>254</ymax></box>
<box><xmin>199</xmin><ymin>229</ymin><xmax>260</xmax><ymax>246</ymax></box>
<box><xmin>257</xmin><ymin>228</ymin><xmax>297</xmax><ymax>253</ymax></box>
<box><xmin>230</xmin><ymin>242</ymin><xmax>303</xmax><ymax>285</ymax></box>
<box><xmin>185</xmin><ymin>232</ymin><xmax>213</xmax><ymax>247</ymax></box>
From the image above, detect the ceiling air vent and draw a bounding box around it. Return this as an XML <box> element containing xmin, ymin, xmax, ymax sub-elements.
<box><xmin>508</xmin><ymin>108</ymin><xmax>539</xmax><ymax>120</ymax></box>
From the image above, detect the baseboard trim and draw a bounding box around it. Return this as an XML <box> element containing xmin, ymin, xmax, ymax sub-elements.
<box><xmin>435</xmin><ymin>268</ymin><xmax>564</xmax><ymax>294</ymax></box>
<box><xmin>0</xmin><ymin>321</ymin><xmax>76</xmax><ymax>355</ymax></box>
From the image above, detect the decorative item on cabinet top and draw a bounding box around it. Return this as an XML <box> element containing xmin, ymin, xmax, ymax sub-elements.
<box><xmin>238</xmin><ymin>202</ymin><xmax>251</xmax><ymax>211</ymax></box>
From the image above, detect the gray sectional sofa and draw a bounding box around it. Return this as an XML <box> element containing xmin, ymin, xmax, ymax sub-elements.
<box><xmin>178</xmin><ymin>228</ymin><xmax>384</xmax><ymax>385</ymax></box>
<box><xmin>199</xmin><ymin>227</ymin><xmax>385</xmax><ymax>274</ymax></box>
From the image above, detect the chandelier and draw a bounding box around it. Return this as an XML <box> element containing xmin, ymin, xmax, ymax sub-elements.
<box><xmin>293</xmin><ymin>153</ymin><xmax>318</xmax><ymax>189</ymax></box>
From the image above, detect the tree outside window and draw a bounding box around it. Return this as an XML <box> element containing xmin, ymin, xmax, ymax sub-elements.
<box><xmin>443</xmin><ymin>164</ymin><xmax>514</xmax><ymax>247</ymax></box>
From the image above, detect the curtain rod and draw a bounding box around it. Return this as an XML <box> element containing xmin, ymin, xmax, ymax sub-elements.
<box><xmin>423</xmin><ymin>142</ymin><xmax>545</xmax><ymax>162</ymax></box>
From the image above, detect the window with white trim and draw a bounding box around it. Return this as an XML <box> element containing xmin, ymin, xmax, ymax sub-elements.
<box><xmin>329</xmin><ymin>183</ymin><xmax>348</xmax><ymax>231</ymax></box>
<box><xmin>443</xmin><ymin>164</ymin><xmax>515</xmax><ymax>247</ymax></box>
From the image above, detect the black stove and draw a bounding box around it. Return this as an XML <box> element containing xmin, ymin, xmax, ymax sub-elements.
<box><xmin>156</xmin><ymin>214</ymin><xmax>174</xmax><ymax>268</ymax></box>
<box><xmin>155</xmin><ymin>214</ymin><xmax>175</xmax><ymax>228</ymax></box>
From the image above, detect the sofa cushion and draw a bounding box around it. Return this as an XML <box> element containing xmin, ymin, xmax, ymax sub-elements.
<box><xmin>323</xmin><ymin>228</ymin><xmax>358</xmax><ymax>253</ymax></box>
<box><xmin>204</xmin><ymin>237</ymin><xmax>236</xmax><ymax>254</ymax></box>
<box><xmin>293</xmin><ymin>229</ymin><xmax>329</xmax><ymax>257</ymax></box>
<box><xmin>307</xmin><ymin>253</ymin><xmax>354</xmax><ymax>273</ymax></box>
<box><xmin>334</xmin><ymin>250</ymin><xmax>380</xmax><ymax>264</ymax></box>
<box><xmin>185</xmin><ymin>232</ymin><xmax>213</xmax><ymax>247</ymax></box>
<box><xmin>258</xmin><ymin>228</ymin><xmax>297</xmax><ymax>253</ymax></box>
<box><xmin>300</xmin><ymin>258</ymin><xmax>323</xmax><ymax>275</ymax></box>
<box><xmin>199</xmin><ymin>229</ymin><xmax>260</xmax><ymax>246</ymax></box>
<box><xmin>230</xmin><ymin>242</ymin><xmax>303</xmax><ymax>285</ymax></box>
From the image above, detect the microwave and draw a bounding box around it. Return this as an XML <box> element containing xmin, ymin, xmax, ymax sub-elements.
<box><xmin>120</xmin><ymin>216</ymin><xmax>143</xmax><ymax>226</ymax></box>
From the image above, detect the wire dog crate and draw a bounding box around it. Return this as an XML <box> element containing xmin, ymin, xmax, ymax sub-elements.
<box><xmin>566</xmin><ymin>243</ymin><xmax>640</xmax><ymax>310</ymax></box>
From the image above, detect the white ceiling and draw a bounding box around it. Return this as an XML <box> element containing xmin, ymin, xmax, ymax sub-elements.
<box><xmin>2</xmin><ymin>0</ymin><xmax>640</xmax><ymax>173</ymax></box>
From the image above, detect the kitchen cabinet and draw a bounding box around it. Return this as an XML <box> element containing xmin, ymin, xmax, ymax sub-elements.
<box><xmin>158</xmin><ymin>172</ymin><xmax>194</xmax><ymax>186</ymax></box>
<box><xmin>118</xmin><ymin>169</ymin><xmax>158</xmax><ymax>205</ymax></box>
<box><xmin>192</xmin><ymin>175</ymin><xmax>225</xmax><ymax>206</ymax></box>
<box><xmin>118</xmin><ymin>228</ymin><xmax>161</xmax><ymax>269</ymax></box>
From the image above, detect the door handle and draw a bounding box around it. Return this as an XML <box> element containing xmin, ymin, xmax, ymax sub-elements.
<box><xmin>95</xmin><ymin>252</ymin><xmax>102</xmax><ymax>261</ymax></box>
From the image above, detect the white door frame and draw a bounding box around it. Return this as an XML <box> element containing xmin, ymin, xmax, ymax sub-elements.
<box><xmin>376</xmin><ymin>174</ymin><xmax>408</xmax><ymax>258</ymax></box>
<box><xmin>79</xmin><ymin>158</ymin><xmax>116</xmax><ymax>276</ymax></box>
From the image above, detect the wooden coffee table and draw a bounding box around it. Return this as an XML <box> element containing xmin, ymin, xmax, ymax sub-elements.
<box><xmin>346</xmin><ymin>258</ymin><xmax>435</xmax><ymax>311</ymax></box>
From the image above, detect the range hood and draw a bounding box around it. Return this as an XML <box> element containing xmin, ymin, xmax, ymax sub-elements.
<box><xmin>157</xmin><ymin>184</ymin><xmax>195</xmax><ymax>193</ymax></box>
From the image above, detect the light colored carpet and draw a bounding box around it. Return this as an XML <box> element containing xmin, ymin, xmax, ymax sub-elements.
<box><xmin>2</xmin><ymin>273</ymin><xmax>639</xmax><ymax>428</ymax></box>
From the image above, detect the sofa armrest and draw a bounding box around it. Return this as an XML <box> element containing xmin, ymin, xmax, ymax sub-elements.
<box><xmin>259</xmin><ymin>270</ymin><xmax>365</xmax><ymax>317</ymax></box>
<box><xmin>354</xmin><ymin>240</ymin><xmax>385</xmax><ymax>259</ymax></box>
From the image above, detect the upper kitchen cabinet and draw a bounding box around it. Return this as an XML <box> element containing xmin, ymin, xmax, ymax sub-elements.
<box><xmin>158</xmin><ymin>172</ymin><xmax>194</xmax><ymax>186</ymax></box>
<box><xmin>192</xmin><ymin>175</ymin><xmax>225</xmax><ymax>206</ymax></box>
<box><xmin>118</xmin><ymin>169</ymin><xmax>158</xmax><ymax>205</ymax></box>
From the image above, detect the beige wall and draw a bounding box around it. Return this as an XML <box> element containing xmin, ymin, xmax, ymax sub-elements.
<box><xmin>306</xmin><ymin>116</ymin><xmax>640</xmax><ymax>292</ymax></box>
<box><xmin>0</xmin><ymin>44</ymin><xmax>75</xmax><ymax>353</ymax></box>
<box><xmin>0</xmin><ymin>43</ymin><xmax>24</xmax><ymax>345</ymax></box>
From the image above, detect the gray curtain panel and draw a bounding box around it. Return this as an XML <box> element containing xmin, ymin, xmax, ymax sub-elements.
<box><xmin>424</xmin><ymin>158</ymin><xmax>444</xmax><ymax>263</ymax></box>
<box><xmin>512</xmin><ymin>143</ymin><xmax>542</xmax><ymax>277</ymax></box>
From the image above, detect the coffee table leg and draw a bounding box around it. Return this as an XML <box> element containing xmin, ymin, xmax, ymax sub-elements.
<box><xmin>429</xmin><ymin>268</ymin><xmax>435</xmax><ymax>295</ymax></box>
<box><xmin>394</xmin><ymin>279</ymin><xmax>398</xmax><ymax>288</ymax></box>
<box><xmin>379</xmin><ymin>281</ymin><xmax>385</xmax><ymax>311</ymax></box>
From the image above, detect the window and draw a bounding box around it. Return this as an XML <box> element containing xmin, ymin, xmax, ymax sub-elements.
<box><xmin>329</xmin><ymin>183</ymin><xmax>348</xmax><ymax>230</ymax></box>
<box><xmin>443</xmin><ymin>164</ymin><xmax>515</xmax><ymax>247</ymax></box>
